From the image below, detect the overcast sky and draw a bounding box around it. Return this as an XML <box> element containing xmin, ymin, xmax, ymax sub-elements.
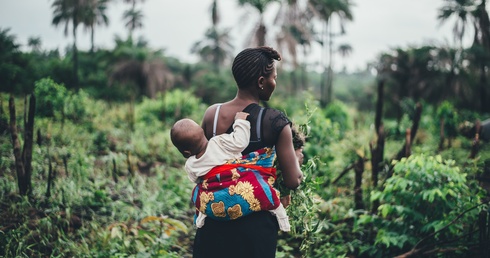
<box><xmin>0</xmin><ymin>0</ymin><xmax>474</xmax><ymax>72</ymax></box>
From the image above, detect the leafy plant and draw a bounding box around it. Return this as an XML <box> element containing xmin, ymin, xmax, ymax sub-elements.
<box><xmin>356</xmin><ymin>155</ymin><xmax>482</xmax><ymax>257</ymax></box>
<box><xmin>34</xmin><ymin>77</ymin><xmax>68</xmax><ymax>118</ymax></box>
<box><xmin>436</xmin><ymin>101</ymin><xmax>459</xmax><ymax>139</ymax></box>
<box><xmin>136</xmin><ymin>89</ymin><xmax>204</xmax><ymax>126</ymax></box>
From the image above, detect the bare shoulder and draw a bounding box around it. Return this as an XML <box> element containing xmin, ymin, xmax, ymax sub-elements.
<box><xmin>202</xmin><ymin>104</ymin><xmax>221</xmax><ymax>124</ymax></box>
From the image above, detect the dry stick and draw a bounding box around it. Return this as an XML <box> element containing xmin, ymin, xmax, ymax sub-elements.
<box><xmin>127</xmin><ymin>151</ymin><xmax>134</xmax><ymax>185</ymax></box>
<box><xmin>127</xmin><ymin>151</ymin><xmax>134</xmax><ymax>177</ymax></box>
<box><xmin>63</xmin><ymin>155</ymin><xmax>69</xmax><ymax>178</ymax></box>
<box><xmin>371</xmin><ymin>79</ymin><xmax>385</xmax><ymax>214</ymax></box>
<box><xmin>370</xmin><ymin>125</ymin><xmax>385</xmax><ymax>214</ymax></box>
<box><xmin>9</xmin><ymin>95</ymin><xmax>27</xmax><ymax>195</ymax></box>
<box><xmin>22</xmin><ymin>95</ymin><xmax>35</xmax><ymax>196</ymax></box>
<box><xmin>438</xmin><ymin>118</ymin><xmax>445</xmax><ymax>151</ymax></box>
<box><xmin>332</xmin><ymin>157</ymin><xmax>370</xmax><ymax>185</ymax></box>
<box><xmin>394</xmin><ymin>202</ymin><xmax>487</xmax><ymax>258</ymax></box>
<box><xmin>469</xmin><ymin>119</ymin><xmax>481</xmax><ymax>159</ymax></box>
<box><xmin>332</xmin><ymin>163</ymin><xmax>356</xmax><ymax>184</ymax></box>
<box><xmin>395</xmin><ymin>103</ymin><xmax>422</xmax><ymax>161</ymax></box>
<box><xmin>36</xmin><ymin>128</ymin><xmax>42</xmax><ymax>146</ymax></box>
<box><xmin>354</xmin><ymin>156</ymin><xmax>365</xmax><ymax>210</ymax></box>
<box><xmin>389</xmin><ymin>103</ymin><xmax>423</xmax><ymax>178</ymax></box>
<box><xmin>479</xmin><ymin>210</ymin><xmax>488</xmax><ymax>258</ymax></box>
<box><xmin>404</xmin><ymin>128</ymin><xmax>412</xmax><ymax>157</ymax></box>
<box><xmin>23</xmin><ymin>95</ymin><xmax>27</xmax><ymax>140</ymax></box>
<box><xmin>46</xmin><ymin>147</ymin><xmax>53</xmax><ymax>199</ymax></box>
<box><xmin>112</xmin><ymin>158</ymin><xmax>118</xmax><ymax>184</ymax></box>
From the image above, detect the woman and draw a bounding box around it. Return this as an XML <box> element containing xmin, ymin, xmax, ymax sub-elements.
<box><xmin>193</xmin><ymin>46</ymin><xmax>303</xmax><ymax>258</ymax></box>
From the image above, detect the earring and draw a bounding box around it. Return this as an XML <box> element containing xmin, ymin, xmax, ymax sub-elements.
<box><xmin>260</xmin><ymin>87</ymin><xmax>264</xmax><ymax>90</ymax></box>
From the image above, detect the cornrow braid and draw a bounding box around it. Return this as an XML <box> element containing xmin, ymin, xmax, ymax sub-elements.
<box><xmin>232</xmin><ymin>46</ymin><xmax>282</xmax><ymax>89</ymax></box>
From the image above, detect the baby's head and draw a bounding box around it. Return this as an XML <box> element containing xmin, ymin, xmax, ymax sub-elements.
<box><xmin>170</xmin><ymin>118</ymin><xmax>206</xmax><ymax>158</ymax></box>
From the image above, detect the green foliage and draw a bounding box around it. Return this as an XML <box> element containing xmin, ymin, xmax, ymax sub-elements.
<box><xmin>0</xmin><ymin>28</ymin><xmax>32</xmax><ymax>94</ymax></box>
<box><xmin>279</xmin><ymin>157</ymin><xmax>328</xmax><ymax>257</ymax></box>
<box><xmin>136</xmin><ymin>89</ymin><xmax>204</xmax><ymax>125</ymax></box>
<box><xmin>357</xmin><ymin>155</ymin><xmax>482</xmax><ymax>257</ymax></box>
<box><xmin>190</xmin><ymin>71</ymin><xmax>235</xmax><ymax>105</ymax></box>
<box><xmin>436</xmin><ymin>100</ymin><xmax>459</xmax><ymax>138</ymax></box>
<box><xmin>64</xmin><ymin>89</ymin><xmax>91</xmax><ymax>122</ymax></box>
<box><xmin>324</xmin><ymin>100</ymin><xmax>352</xmax><ymax>133</ymax></box>
<box><xmin>1</xmin><ymin>58</ymin><xmax>489</xmax><ymax>258</ymax></box>
<box><xmin>34</xmin><ymin>77</ymin><xmax>68</xmax><ymax>118</ymax></box>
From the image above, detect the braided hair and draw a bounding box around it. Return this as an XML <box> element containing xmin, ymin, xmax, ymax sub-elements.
<box><xmin>231</xmin><ymin>46</ymin><xmax>282</xmax><ymax>89</ymax></box>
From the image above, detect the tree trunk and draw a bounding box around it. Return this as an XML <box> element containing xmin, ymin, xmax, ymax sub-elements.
<box><xmin>370</xmin><ymin>125</ymin><xmax>384</xmax><ymax>214</ymax></box>
<box><xmin>439</xmin><ymin>118</ymin><xmax>445</xmax><ymax>151</ymax></box>
<box><xmin>91</xmin><ymin>24</ymin><xmax>95</xmax><ymax>53</ymax></box>
<box><xmin>256</xmin><ymin>20</ymin><xmax>266</xmax><ymax>46</ymax></box>
<box><xmin>480</xmin><ymin>62</ymin><xmax>488</xmax><ymax>113</ymax></box>
<box><xmin>375</xmin><ymin>80</ymin><xmax>385</xmax><ymax>134</ymax></box>
<box><xmin>326</xmin><ymin>21</ymin><xmax>334</xmax><ymax>105</ymax></box>
<box><xmin>354</xmin><ymin>156</ymin><xmax>364</xmax><ymax>210</ymax></box>
<box><xmin>9</xmin><ymin>96</ymin><xmax>29</xmax><ymax>196</ymax></box>
<box><xmin>72</xmin><ymin>18</ymin><xmax>79</xmax><ymax>89</ymax></box>
<box><xmin>301</xmin><ymin>47</ymin><xmax>308</xmax><ymax>91</ymax></box>
<box><xmin>470</xmin><ymin>120</ymin><xmax>481</xmax><ymax>159</ymax></box>
<box><xmin>320</xmin><ymin>21</ymin><xmax>327</xmax><ymax>108</ymax></box>
<box><xmin>395</xmin><ymin>103</ymin><xmax>422</xmax><ymax>160</ymax></box>
<box><xmin>22</xmin><ymin>95</ymin><xmax>35</xmax><ymax>196</ymax></box>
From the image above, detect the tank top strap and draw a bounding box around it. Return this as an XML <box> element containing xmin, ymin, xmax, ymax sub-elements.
<box><xmin>212</xmin><ymin>104</ymin><xmax>222</xmax><ymax>137</ymax></box>
<box><xmin>255</xmin><ymin>107</ymin><xmax>265</xmax><ymax>142</ymax></box>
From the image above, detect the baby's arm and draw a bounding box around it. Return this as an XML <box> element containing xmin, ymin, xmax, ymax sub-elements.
<box><xmin>219</xmin><ymin>112</ymin><xmax>250</xmax><ymax>153</ymax></box>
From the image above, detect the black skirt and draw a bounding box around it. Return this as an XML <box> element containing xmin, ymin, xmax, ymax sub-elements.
<box><xmin>192</xmin><ymin>211</ymin><xmax>279</xmax><ymax>258</ymax></box>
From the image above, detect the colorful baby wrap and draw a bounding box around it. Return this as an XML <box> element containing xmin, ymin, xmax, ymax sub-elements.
<box><xmin>191</xmin><ymin>147</ymin><xmax>281</xmax><ymax>221</ymax></box>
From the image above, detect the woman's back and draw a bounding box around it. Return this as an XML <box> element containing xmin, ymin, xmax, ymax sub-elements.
<box><xmin>202</xmin><ymin>102</ymin><xmax>291</xmax><ymax>154</ymax></box>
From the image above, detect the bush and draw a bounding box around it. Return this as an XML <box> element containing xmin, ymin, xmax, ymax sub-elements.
<box><xmin>436</xmin><ymin>101</ymin><xmax>459</xmax><ymax>139</ymax></box>
<box><xmin>64</xmin><ymin>89</ymin><xmax>91</xmax><ymax>122</ymax></box>
<box><xmin>136</xmin><ymin>89</ymin><xmax>204</xmax><ymax>126</ymax></box>
<box><xmin>34</xmin><ymin>77</ymin><xmax>67</xmax><ymax>118</ymax></box>
<box><xmin>324</xmin><ymin>100</ymin><xmax>351</xmax><ymax>134</ymax></box>
<box><xmin>356</xmin><ymin>155</ymin><xmax>482</xmax><ymax>257</ymax></box>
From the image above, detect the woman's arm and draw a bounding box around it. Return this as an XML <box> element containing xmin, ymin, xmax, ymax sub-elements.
<box><xmin>275</xmin><ymin>124</ymin><xmax>303</xmax><ymax>189</ymax></box>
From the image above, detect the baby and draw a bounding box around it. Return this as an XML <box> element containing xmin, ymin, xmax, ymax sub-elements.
<box><xmin>170</xmin><ymin>112</ymin><xmax>290</xmax><ymax>231</ymax></box>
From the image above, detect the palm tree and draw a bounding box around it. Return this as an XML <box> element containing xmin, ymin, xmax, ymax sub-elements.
<box><xmin>238</xmin><ymin>0</ymin><xmax>278</xmax><ymax>46</ymax></box>
<box><xmin>123</xmin><ymin>7</ymin><xmax>144</xmax><ymax>39</ymax></box>
<box><xmin>122</xmin><ymin>0</ymin><xmax>145</xmax><ymax>39</ymax></box>
<box><xmin>82</xmin><ymin>0</ymin><xmax>110</xmax><ymax>52</ymax></box>
<box><xmin>52</xmin><ymin>0</ymin><xmax>85</xmax><ymax>88</ymax></box>
<box><xmin>308</xmin><ymin>0</ymin><xmax>353</xmax><ymax>107</ymax></box>
<box><xmin>191</xmin><ymin>28</ymin><xmax>234</xmax><ymax>72</ymax></box>
<box><xmin>438</xmin><ymin>0</ymin><xmax>490</xmax><ymax>112</ymax></box>
<box><xmin>337</xmin><ymin>43</ymin><xmax>352</xmax><ymax>73</ymax></box>
<box><xmin>192</xmin><ymin>0</ymin><xmax>234</xmax><ymax>72</ymax></box>
<box><xmin>27</xmin><ymin>36</ymin><xmax>42</xmax><ymax>53</ymax></box>
<box><xmin>438</xmin><ymin>0</ymin><xmax>475</xmax><ymax>47</ymax></box>
<box><xmin>274</xmin><ymin>0</ymin><xmax>315</xmax><ymax>92</ymax></box>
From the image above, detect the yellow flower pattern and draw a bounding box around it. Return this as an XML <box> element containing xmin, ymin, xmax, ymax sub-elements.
<box><xmin>227</xmin><ymin>204</ymin><xmax>243</xmax><ymax>220</ymax></box>
<box><xmin>227</xmin><ymin>181</ymin><xmax>261</xmax><ymax>213</ymax></box>
<box><xmin>211</xmin><ymin>201</ymin><xmax>226</xmax><ymax>217</ymax></box>
<box><xmin>194</xmin><ymin>147</ymin><xmax>281</xmax><ymax>221</ymax></box>
<box><xmin>231</xmin><ymin>168</ymin><xmax>240</xmax><ymax>181</ymax></box>
<box><xmin>199</xmin><ymin>192</ymin><xmax>214</xmax><ymax>213</ymax></box>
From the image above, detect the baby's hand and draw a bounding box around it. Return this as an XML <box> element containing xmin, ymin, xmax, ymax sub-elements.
<box><xmin>235</xmin><ymin>112</ymin><xmax>249</xmax><ymax>120</ymax></box>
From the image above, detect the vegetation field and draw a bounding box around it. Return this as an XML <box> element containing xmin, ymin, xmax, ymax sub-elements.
<box><xmin>2</xmin><ymin>0</ymin><xmax>490</xmax><ymax>257</ymax></box>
